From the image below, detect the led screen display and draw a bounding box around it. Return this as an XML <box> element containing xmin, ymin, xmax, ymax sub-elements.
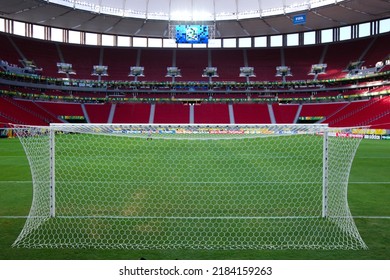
<box><xmin>175</xmin><ymin>25</ymin><xmax>208</xmax><ymax>44</ymax></box>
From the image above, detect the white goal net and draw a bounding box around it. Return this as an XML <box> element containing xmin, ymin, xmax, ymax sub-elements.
<box><xmin>12</xmin><ymin>124</ymin><xmax>367</xmax><ymax>250</ymax></box>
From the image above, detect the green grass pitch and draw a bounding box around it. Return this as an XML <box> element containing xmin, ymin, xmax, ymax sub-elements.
<box><xmin>0</xmin><ymin>136</ymin><xmax>389</xmax><ymax>259</ymax></box>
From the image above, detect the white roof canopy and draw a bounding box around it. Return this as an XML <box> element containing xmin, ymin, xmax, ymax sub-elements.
<box><xmin>1</xmin><ymin>0</ymin><xmax>389</xmax><ymax>38</ymax></box>
<box><xmin>48</xmin><ymin>0</ymin><xmax>346</xmax><ymax>21</ymax></box>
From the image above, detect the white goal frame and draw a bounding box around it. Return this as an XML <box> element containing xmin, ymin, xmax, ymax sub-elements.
<box><xmin>47</xmin><ymin>124</ymin><xmax>332</xmax><ymax>220</ymax></box>
<box><xmin>12</xmin><ymin>123</ymin><xmax>367</xmax><ymax>250</ymax></box>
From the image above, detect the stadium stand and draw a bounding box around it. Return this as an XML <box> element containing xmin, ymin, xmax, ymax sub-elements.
<box><xmin>140</xmin><ymin>49</ymin><xmax>175</xmax><ymax>82</ymax></box>
<box><xmin>284</xmin><ymin>45</ymin><xmax>324</xmax><ymax>80</ymax></box>
<box><xmin>210</xmin><ymin>49</ymin><xmax>245</xmax><ymax>81</ymax></box>
<box><xmin>101</xmin><ymin>48</ymin><xmax>139</xmax><ymax>81</ymax></box>
<box><xmin>0</xmin><ymin>97</ymin><xmax>48</xmax><ymax>125</ymax></box>
<box><xmin>0</xmin><ymin>30</ymin><xmax>389</xmax><ymax>128</ymax></box>
<box><xmin>359</xmin><ymin>35</ymin><xmax>390</xmax><ymax>70</ymax></box>
<box><xmin>299</xmin><ymin>102</ymin><xmax>348</xmax><ymax>122</ymax></box>
<box><xmin>59</xmin><ymin>44</ymin><xmax>101</xmax><ymax>80</ymax></box>
<box><xmin>0</xmin><ymin>35</ymin><xmax>22</xmax><ymax>66</ymax></box>
<box><xmin>112</xmin><ymin>103</ymin><xmax>151</xmax><ymax>123</ymax></box>
<box><xmin>154</xmin><ymin>103</ymin><xmax>190</xmax><ymax>123</ymax></box>
<box><xmin>194</xmin><ymin>104</ymin><xmax>230</xmax><ymax>124</ymax></box>
<box><xmin>84</xmin><ymin>103</ymin><xmax>112</xmax><ymax>123</ymax></box>
<box><xmin>233</xmin><ymin>104</ymin><xmax>271</xmax><ymax>124</ymax></box>
<box><xmin>12</xmin><ymin>99</ymin><xmax>61</xmax><ymax>124</ymax></box>
<box><xmin>272</xmin><ymin>103</ymin><xmax>300</xmax><ymax>124</ymax></box>
<box><xmin>176</xmin><ymin>49</ymin><xmax>209</xmax><ymax>81</ymax></box>
<box><xmin>11</xmin><ymin>36</ymin><xmax>59</xmax><ymax>77</ymax></box>
<box><xmin>326</xmin><ymin>97</ymin><xmax>390</xmax><ymax>128</ymax></box>
<box><xmin>246</xmin><ymin>48</ymin><xmax>282</xmax><ymax>81</ymax></box>
<box><xmin>36</xmin><ymin>101</ymin><xmax>84</xmax><ymax>121</ymax></box>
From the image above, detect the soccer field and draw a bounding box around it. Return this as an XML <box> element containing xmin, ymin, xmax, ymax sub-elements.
<box><xmin>0</xmin><ymin>134</ymin><xmax>389</xmax><ymax>259</ymax></box>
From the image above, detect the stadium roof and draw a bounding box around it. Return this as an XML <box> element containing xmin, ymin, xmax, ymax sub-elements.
<box><xmin>0</xmin><ymin>0</ymin><xmax>389</xmax><ymax>38</ymax></box>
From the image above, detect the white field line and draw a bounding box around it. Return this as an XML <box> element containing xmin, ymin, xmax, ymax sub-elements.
<box><xmin>0</xmin><ymin>181</ymin><xmax>388</xmax><ymax>218</ymax></box>
<box><xmin>1</xmin><ymin>215</ymin><xmax>389</xmax><ymax>219</ymax></box>
<box><xmin>0</xmin><ymin>181</ymin><xmax>32</xmax><ymax>184</ymax></box>
<box><xmin>349</xmin><ymin>182</ymin><xmax>390</xmax><ymax>184</ymax></box>
<box><xmin>1</xmin><ymin>181</ymin><xmax>390</xmax><ymax>185</ymax></box>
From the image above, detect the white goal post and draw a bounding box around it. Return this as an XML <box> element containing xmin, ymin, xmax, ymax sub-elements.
<box><xmin>12</xmin><ymin>123</ymin><xmax>367</xmax><ymax>250</ymax></box>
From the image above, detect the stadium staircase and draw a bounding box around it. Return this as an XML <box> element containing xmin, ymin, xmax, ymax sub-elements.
<box><xmin>0</xmin><ymin>97</ymin><xmax>47</xmax><ymax>125</ymax></box>
<box><xmin>32</xmin><ymin>101</ymin><xmax>65</xmax><ymax>123</ymax></box>
<box><xmin>320</xmin><ymin>102</ymin><xmax>350</xmax><ymax>124</ymax></box>
<box><xmin>328</xmin><ymin>98</ymin><xmax>384</xmax><ymax>127</ymax></box>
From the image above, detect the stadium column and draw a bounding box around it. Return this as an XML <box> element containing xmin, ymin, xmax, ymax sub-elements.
<box><xmin>189</xmin><ymin>104</ymin><xmax>194</xmax><ymax>124</ymax></box>
<box><xmin>107</xmin><ymin>103</ymin><xmax>116</xmax><ymax>123</ymax></box>
<box><xmin>268</xmin><ymin>104</ymin><xmax>276</xmax><ymax>124</ymax></box>
<box><xmin>228</xmin><ymin>104</ymin><xmax>235</xmax><ymax>124</ymax></box>
<box><xmin>149</xmin><ymin>104</ymin><xmax>156</xmax><ymax>124</ymax></box>
<box><xmin>81</xmin><ymin>103</ymin><xmax>90</xmax><ymax>123</ymax></box>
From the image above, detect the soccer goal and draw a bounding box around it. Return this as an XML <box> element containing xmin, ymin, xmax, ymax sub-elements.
<box><xmin>12</xmin><ymin>123</ymin><xmax>367</xmax><ymax>250</ymax></box>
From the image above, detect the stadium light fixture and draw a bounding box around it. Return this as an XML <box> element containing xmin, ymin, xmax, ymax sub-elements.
<box><xmin>129</xmin><ymin>66</ymin><xmax>145</xmax><ymax>81</ymax></box>
<box><xmin>276</xmin><ymin>66</ymin><xmax>292</xmax><ymax>83</ymax></box>
<box><xmin>276</xmin><ymin>66</ymin><xmax>292</xmax><ymax>76</ymax></box>
<box><xmin>91</xmin><ymin>65</ymin><xmax>108</xmax><ymax>76</ymax></box>
<box><xmin>166</xmin><ymin>67</ymin><xmax>182</xmax><ymax>82</ymax></box>
<box><xmin>19</xmin><ymin>59</ymin><xmax>42</xmax><ymax>75</ymax></box>
<box><xmin>345</xmin><ymin>60</ymin><xmax>364</xmax><ymax>71</ymax></box>
<box><xmin>202</xmin><ymin>66</ymin><xmax>219</xmax><ymax>83</ymax></box>
<box><xmin>202</xmin><ymin>67</ymin><xmax>218</xmax><ymax>77</ymax></box>
<box><xmin>239</xmin><ymin>67</ymin><xmax>256</xmax><ymax>83</ymax></box>
<box><xmin>91</xmin><ymin>65</ymin><xmax>108</xmax><ymax>81</ymax></box>
<box><xmin>309</xmin><ymin>63</ymin><xmax>327</xmax><ymax>80</ymax></box>
<box><xmin>57</xmin><ymin>62</ymin><xmax>76</xmax><ymax>75</ymax></box>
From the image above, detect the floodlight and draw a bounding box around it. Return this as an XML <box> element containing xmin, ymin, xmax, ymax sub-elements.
<box><xmin>57</xmin><ymin>62</ymin><xmax>76</xmax><ymax>75</ymax></box>
<box><xmin>202</xmin><ymin>67</ymin><xmax>219</xmax><ymax>77</ymax></box>
<box><xmin>91</xmin><ymin>65</ymin><xmax>108</xmax><ymax>76</ymax></box>
<box><xmin>166</xmin><ymin>67</ymin><xmax>182</xmax><ymax>77</ymax></box>
<box><xmin>129</xmin><ymin>66</ymin><xmax>145</xmax><ymax>77</ymax></box>
<box><xmin>19</xmin><ymin>59</ymin><xmax>42</xmax><ymax>74</ymax></box>
<box><xmin>345</xmin><ymin>60</ymin><xmax>364</xmax><ymax>71</ymax></box>
<box><xmin>276</xmin><ymin>66</ymin><xmax>292</xmax><ymax>77</ymax></box>
<box><xmin>309</xmin><ymin>63</ymin><xmax>327</xmax><ymax>75</ymax></box>
<box><xmin>239</xmin><ymin>67</ymin><xmax>256</xmax><ymax>77</ymax></box>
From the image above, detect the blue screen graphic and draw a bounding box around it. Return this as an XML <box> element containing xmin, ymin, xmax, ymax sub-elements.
<box><xmin>293</xmin><ymin>14</ymin><xmax>306</xmax><ymax>25</ymax></box>
<box><xmin>175</xmin><ymin>25</ymin><xmax>209</xmax><ymax>44</ymax></box>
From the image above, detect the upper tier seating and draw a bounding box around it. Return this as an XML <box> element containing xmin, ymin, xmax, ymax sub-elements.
<box><xmin>1</xmin><ymin>32</ymin><xmax>389</xmax><ymax>128</ymax></box>
<box><xmin>1</xmin><ymin>32</ymin><xmax>389</xmax><ymax>82</ymax></box>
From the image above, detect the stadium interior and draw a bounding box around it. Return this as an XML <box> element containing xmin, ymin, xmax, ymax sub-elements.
<box><xmin>1</xmin><ymin>1</ymin><xmax>390</xmax><ymax>264</ymax></box>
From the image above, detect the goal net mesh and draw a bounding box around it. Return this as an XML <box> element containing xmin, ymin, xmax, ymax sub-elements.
<box><xmin>12</xmin><ymin>124</ymin><xmax>367</xmax><ymax>250</ymax></box>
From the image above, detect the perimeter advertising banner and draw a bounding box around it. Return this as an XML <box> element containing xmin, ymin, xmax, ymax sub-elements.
<box><xmin>352</xmin><ymin>128</ymin><xmax>388</xmax><ymax>135</ymax></box>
